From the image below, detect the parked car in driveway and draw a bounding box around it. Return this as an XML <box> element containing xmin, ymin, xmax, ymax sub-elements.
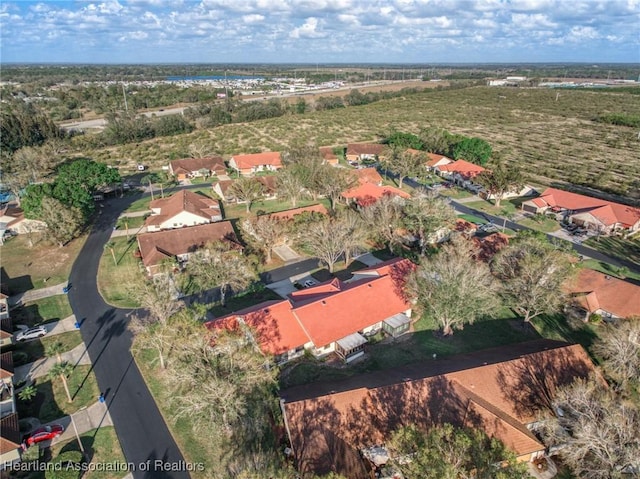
<box><xmin>24</xmin><ymin>424</ymin><xmax>64</xmax><ymax>446</ymax></box>
<box><xmin>303</xmin><ymin>279</ymin><xmax>318</xmax><ymax>288</ymax></box>
<box><xmin>15</xmin><ymin>326</ymin><xmax>47</xmax><ymax>342</ymax></box>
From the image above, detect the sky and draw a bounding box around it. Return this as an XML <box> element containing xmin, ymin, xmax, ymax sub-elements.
<box><xmin>1</xmin><ymin>0</ymin><xmax>639</xmax><ymax>64</ymax></box>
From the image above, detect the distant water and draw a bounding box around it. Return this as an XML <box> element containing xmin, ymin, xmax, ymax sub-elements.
<box><xmin>166</xmin><ymin>75</ymin><xmax>264</xmax><ymax>81</ymax></box>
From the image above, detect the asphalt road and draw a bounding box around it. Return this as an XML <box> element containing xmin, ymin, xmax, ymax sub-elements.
<box><xmin>67</xmin><ymin>195</ymin><xmax>191</xmax><ymax>479</ymax></box>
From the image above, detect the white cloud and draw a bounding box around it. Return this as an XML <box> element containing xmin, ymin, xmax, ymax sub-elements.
<box><xmin>242</xmin><ymin>13</ymin><xmax>265</xmax><ymax>23</ymax></box>
<box><xmin>290</xmin><ymin>17</ymin><xmax>326</xmax><ymax>38</ymax></box>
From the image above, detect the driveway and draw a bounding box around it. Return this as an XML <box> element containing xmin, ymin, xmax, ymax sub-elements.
<box><xmin>272</xmin><ymin>244</ymin><xmax>301</xmax><ymax>262</ymax></box>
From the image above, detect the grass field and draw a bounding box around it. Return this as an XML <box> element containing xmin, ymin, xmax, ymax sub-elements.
<box><xmin>11</xmin><ymin>295</ymin><xmax>73</xmax><ymax>327</ymax></box>
<box><xmin>78</xmin><ymin>86</ymin><xmax>640</xmax><ymax>200</ymax></box>
<box><xmin>584</xmin><ymin>235</ymin><xmax>640</xmax><ymax>267</ymax></box>
<box><xmin>96</xmin><ymin>237</ymin><xmax>142</xmax><ymax>308</ymax></box>
<box><xmin>0</xmin><ymin>234</ymin><xmax>87</xmax><ymax>294</ymax></box>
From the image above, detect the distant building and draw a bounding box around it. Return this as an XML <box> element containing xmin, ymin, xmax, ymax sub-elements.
<box><xmin>145</xmin><ymin>190</ymin><xmax>222</xmax><ymax>232</ymax></box>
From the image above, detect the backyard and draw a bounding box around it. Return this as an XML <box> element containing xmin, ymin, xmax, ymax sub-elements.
<box><xmin>10</xmin><ymin>295</ymin><xmax>73</xmax><ymax>328</ymax></box>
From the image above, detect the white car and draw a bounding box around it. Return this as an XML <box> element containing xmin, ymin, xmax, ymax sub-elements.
<box><xmin>15</xmin><ymin>326</ymin><xmax>47</xmax><ymax>342</ymax></box>
<box><xmin>303</xmin><ymin>279</ymin><xmax>318</xmax><ymax>288</ymax></box>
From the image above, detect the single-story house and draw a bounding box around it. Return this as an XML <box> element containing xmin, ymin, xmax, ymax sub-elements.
<box><xmin>0</xmin><ymin>206</ymin><xmax>46</xmax><ymax>238</ymax></box>
<box><xmin>207</xmin><ymin>258</ymin><xmax>414</xmax><ymax>364</ymax></box>
<box><xmin>351</xmin><ymin>167</ymin><xmax>383</xmax><ymax>186</ymax></box>
<box><xmin>228</xmin><ymin>152</ymin><xmax>283</xmax><ymax>176</ymax></box>
<box><xmin>434</xmin><ymin>159</ymin><xmax>486</xmax><ymax>185</ymax></box>
<box><xmin>565</xmin><ymin>268</ymin><xmax>640</xmax><ymax>320</ymax></box>
<box><xmin>319</xmin><ymin>147</ymin><xmax>340</xmax><ymax>167</ymax></box>
<box><xmin>0</xmin><ymin>317</ymin><xmax>12</xmax><ymax>348</ymax></box>
<box><xmin>137</xmin><ymin>221</ymin><xmax>240</xmax><ymax>275</ymax></box>
<box><xmin>145</xmin><ymin>190</ymin><xmax>222</xmax><ymax>232</ymax></box>
<box><xmin>346</xmin><ymin>143</ymin><xmax>386</xmax><ymax>163</ymax></box>
<box><xmin>264</xmin><ymin>204</ymin><xmax>329</xmax><ymax>221</ymax></box>
<box><xmin>212</xmin><ymin>176</ymin><xmax>278</xmax><ymax>203</ymax></box>
<box><xmin>169</xmin><ymin>156</ymin><xmax>226</xmax><ymax>181</ymax></box>
<box><xmin>0</xmin><ymin>352</ymin><xmax>16</xmax><ymax>419</ymax></box>
<box><xmin>0</xmin><ymin>413</ymin><xmax>21</xmax><ymax>470</ymax></box>
<box><xmin>342</xmin><ymin>182</ymin><xmax>410</xmax><ymax>207</ymax></box>
<box><xmin>281</xmin><ymin>341</ymin><xmax>596</xmax><ymax>478</ymax></box>
<box><xmin>422</xmin><ymin>151</ymin><xmax>453</xmax><ymax>170</ymax></box>
<box><xmin>520</xmin><ymin>188</ymin><xmax>640</xmax><ymax>234</ymax></box>
<box><xmin>0</xmin><ymin>294</ymin><xmax>9</xmax><ymax>321</ymax></box>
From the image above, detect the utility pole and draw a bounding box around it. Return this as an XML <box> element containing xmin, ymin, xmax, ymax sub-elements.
<box><xmin>70</xmin><ymin>407</ymin><xmax>87</xmax><ymax>459</ymax></box>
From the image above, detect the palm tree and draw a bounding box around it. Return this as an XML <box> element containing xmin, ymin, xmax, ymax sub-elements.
<box><xmin>105</xmin><ymin>241</ymin><xmax>117</xmax><ymax>265</ymax></box>
<box><xmin>18</xmin><ymin>385</ymin><xmax>37</xmax><ymax>403</ymax></box>
<box><xmin>45</xmin><ymin>341</ymin><xmax>65</xmax><ymax>362</ymax></box>
<box><xmin>48</xmin><ymin>361</ymin><xmax>74</xmax><ymax>403</ymax></box>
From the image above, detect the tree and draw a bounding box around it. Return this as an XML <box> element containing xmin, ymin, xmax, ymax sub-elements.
<box><xmin>241</xmin><ymin>215</ymin><xmax>286</xmax><ymax>263</ymax></box>
<box><xmin>388</xmin><ymin>423</ymin><xmax>529</xmax><ymax>479</ymax></box>
<box><xmin>228</xmin><ymin>177</ymin><xmax>264</xmax><ymax>213</ymax></box>
<box><xmin>337</xmin><ymin>209</ymin><xmax>367</xmax><ymax>267</ymax></box>
<box><xmin>407</xmin><ymin>236</ymin><xmax>500</xmax><ymax>335</ymax></box>
<box><xmin>18</xmin><ymin>385</ymin><xmax>37</xmax><ymax>403</ymax></box>
<box><xmin>104</xmin><ymin>241</ymin><xmax>117</xmax><ymax>266</ymax></box>
<box><xmin>385</xmin><ymin>131</ymin><xmax>424</xmax><ymax>150</ymax></box>
<box><xmin>359</xmin><ymin>194</ymin><xmax>406</xmax><ymax>253</ymax></box>
<box><xmin>187</xmin><ymin>242</ymin><xmax>255</xmax><ymax>306</ymax></box>
<box><xmin>419</xmin><ymin>126</ymin><xmax>459</xmax><ymax>155</ymax></box>
<box><xmin>491</xmin><ymin>235</ymin><xmax>573</xmax><ymax>323</ymax></box>
<box><xmin>48</xmin><ymin>361</ymin><xmax>74</xmax><ymax>403</ymax></box>
<box><xmin>128</xmin><ymin>274</ymin><xmax>183</xmax><ymax>326</ymax></box>
<box><xmin>40</xmin><ymin>196</ymin><xmax>84</xmax><ymax>247</ymax></box>
<box><xmin>451</xmin><ymin>137</ymin><xmax>492</xmax><ymax>166</ymax></box>
<box><xmin>275</xmin><ymin>167</ymin><xmax>306</xmax><ymax>207</ymax></box>
<box><xmin>403</xmin><ymin>192</ymin><xmax>457</xmax><ymax>254</ymax></box>
<box><xmin>45</xmin><ymin>341</ymin><xmax>65</xmax><ymax>362</ymax></box>
<box><xmin>385</xmin><ymin>148</ymin><xmax>425</xmax><ymax>188</ymax></box>
<box><xmin>281</xmin><ymin>146</ymin><xmax>326</xmax><ymax>200</ymax></box>
<box><xmin>314</xmin><ymin>165</ymin><xmax>356</xmax><ymax>211</ymax></box>
<box><xmin>541</xmin><ymin>378</ymin><xmax>640</xmax><ymax>479</ymax></box>
<box><xmin>46</xmin><ymin>450</ymin><xmax>84</xmax><ymax>479</ymax></box>
<box><xmin>592</xmin><ymin>318</ymin><xmax>640</xmax><ymax>389</ymax></box>
<box><xmin>474</xmin><ymin>163</ymin><xmax>523</xmax><ymax>207</ymax></box>
<box><xmin>299</xmin><ymin>216</ymin><xmax>350</xmax><ymax>273</ymax></box>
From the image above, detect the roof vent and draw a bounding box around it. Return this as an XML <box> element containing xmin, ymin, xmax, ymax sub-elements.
<box><xmin>264</xmin><ymin>308</ymin><xmax>270</xmax><ymax>313</ymax></box>
<box><xmin>321</xmin><ymin>300</ymin><xmax>326</xmax><ymax>305</ymax></box>
<box><xmin>368</xmin><ymin>284</ymin><xmax>372</xmax><ymax>288</ymax></box>
<box><xmin>604</xmin><ymin>275</ymin><xmax>611</xmax><ymax>280</ymax></box>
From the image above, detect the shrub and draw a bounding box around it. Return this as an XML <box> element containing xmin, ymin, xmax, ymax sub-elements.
<box><xmin>45</xmin><ymin>450</ymin><xmax>84</xmax><ymax>479</ymax></box>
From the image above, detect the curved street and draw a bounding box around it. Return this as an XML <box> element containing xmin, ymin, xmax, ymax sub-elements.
<box><xmin>60</xmin><ymin>179</ymin><xmax>638</xmax><ymax>479</ymax></box>
<box><xmin>66</xmin><ymin>194</ymin><xmax>191</xmax><ymax>479</ymax></box>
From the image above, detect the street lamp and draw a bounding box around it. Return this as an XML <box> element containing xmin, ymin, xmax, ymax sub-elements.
<box><xmin>70</xmin><ymin>406</ymin><xmax>87</xmax><ymax>459</ymax></box>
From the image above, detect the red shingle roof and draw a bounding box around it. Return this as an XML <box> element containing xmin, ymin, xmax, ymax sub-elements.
<box><xmin>565</xmin><ymin>268</ymin><xmax>640</xmax><ymax>318</ymax></box>
<box><xmin>231</xmin><ymin>152</ymin><xmax>282</xmax><ymax>169</ymax></box>
<box><xmin>425</xmin><ymin>152</ymin><xmax>453</xmax><ymax>167</ymax></box>
<box><xmin>346</xmin><ymin>143</ymin><xmax>386</xmax><ymax>156</ymax></box>
<box><xmin>533</xmin><ymin>188</ymin><xmax>640</xmax><ymax>227</ymax></box>
<box><xmin>137</xmin><ymin>221</ymin><xmax>239</xmax><ymax>268</ymax></box>
<box><xmin>436</xmin><ymin>159</ymin><xmax>486</xmax><ymax>179</ymax></box>
<box><xmin>207</xmin><ymin>259</ymin><xmax>414</xmax><ymax>354</ymax></box>
<box><xmin>342</xmin><ymin>182</ymin><xmax>410</xmax><ymax>202</ymax></box>
<box><xmin>0</xmin><ymin>413</ymin><xmax>21</xmax><ymax>453</ymax></box>
<box><xmin>265</xmin><ymin>204</ymin><xmax>329</xmax><ymax>221</ymax></box>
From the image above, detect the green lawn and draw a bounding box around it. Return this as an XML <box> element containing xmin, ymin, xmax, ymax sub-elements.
<box><xmin>458</xmin><ymin>213</ymin><xmax>487</xmax><ymax>224</ymax></box>
<box><xmin>116</xmin><ymin>215</ymin><xmax>146</xmax><ymax>231</ymax></box>
<box><xmin>580</xmin><ymin>259</ymin><xmax>640</xmax><ymax>282</ymax></box>
<box><xmin>52</xmin><ymin>427</ymin><xmax>128</xmax><ymax>479</ymax></box>
<box><xmin>517</xmin><ymin>215</ymin><xmax>562</xmax><ymax>233</ymax></box>
<box><xmin>123</xmin><ymin>194</ymin><xmax>151</xmax><ymax>213</ymax></box>
<box><xmin>281</xmin><ymin>308</ymin><xmax>541</xmax><ymax>388</ymax></box>
<box><xmin>11</xmin><ymin>330</ymin><xmax>84</xmax><ymax>366</ymax></box>
<box><xmin>97</xmin><ymin>237</ymin><xmax>142</xmax><ymax>308</ymax></box>
<box><xmin>438</xmin><ymin>186</ymin><xmax>473</xmax><ymax>199</ymax></box>
<box><xmin>531</xmin><ymin>314</ymin><xmax>600</xmax><ymax>354</ymax></box>
<box><xmin>17</xmin><ymin>365</ymin><xmax>100</xmax><ymax>423</ymax></box>
<box><xmin>208</xmin><ymin>285</ymin><xmax>282</xmax><ymax>318</ymax></box>
<box><xmin>583</xmin><ymin>235</ymin><xmax>640</xmax><ymax>268</ymax></box>
<box><xmin>222</xmin><ymin>197</ymin><xmax>331</xmax><ymax>221</ymax></box>
<box><xmin>11</xmin><ymin>295</ymin><xmax>74</xmax><ymax>328</ymax></box>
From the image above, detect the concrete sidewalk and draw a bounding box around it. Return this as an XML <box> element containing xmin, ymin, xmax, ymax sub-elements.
<box><xmin>46</xmin><ymin>315</ymin><xmax>80</xmax><ymax>336</ymax></box>
<box><xmin>15</xmin><ymin>342</ymin><xmax>92</xmax><ymax>382</ymax></box>
<box><xmin>119</xmin><ymin>210</ymin><xmax>150</xmax><ymax>218</ymax></box>
<box><xmin>9</xmin><ymin>283</ymin><xmax>67</xmax><ymax>307</ymax></box>
<box><xmin>353</xmin><ymin>253</ymin><xmax>383</xmax><ymax>267</ymax></box>
<box><xmin>48</xmin><ymin>400</ymin><xmax>113</xmax><ymax>446</ymax></box>
<box><xmin>110</xmin><ymin>226</ymin><xmax>146</xmax><ymax>238</ymax></box>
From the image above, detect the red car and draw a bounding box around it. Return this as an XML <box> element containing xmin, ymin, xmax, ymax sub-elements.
<box><xmin>25</xmin><ymin>424</ymin><xmax>64</xmax><ymax>446</ymax></box>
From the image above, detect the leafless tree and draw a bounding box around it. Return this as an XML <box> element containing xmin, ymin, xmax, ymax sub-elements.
<box><xmin>275</xmin><ymin>167</ymin><xmax>307</xmax><ymax>207</ymax></box>
<box><xmin>240</xmin><ymin>215</ymin><xmax>286</xmax><ymax>263</ymax></box>
<box><xmin>407</xmin><ymin>236</ymin><xmax>500</xmax><ymax>335</ymax></box>
<box><xmin>40</xmin><ymin>196</ymin><xmax>83</xmax><ymax>247</ymax></box>
<box><xmin>228</xmin><ymin>177</ymin><xmax>264</xmax><ymax>213</ymax></box>
<box><xmin>359</xmin><ymin>194</ymin><xmax>406</xmax><ymax>253</ymax></box>
<box><xmin>187</xmin><ymin>242</ymin><xmax>255</xmax><ymax>306</ymax></box>
<box><xmin>540</xmin><ymin>378</ymin><xmax>640</xmax><ymax>479</ymax></box>
<box><xmin>592</xmin><ymin>318</ymin><xmax>640</xmax><ymax>388</ymax></box>
<box><xmin>403</xmin><ymin>192</ymin><xmax>457</xmax><ymax>254</ymax></box>
<box><xmin>299</xmin><ymin>216</ymin><xmax>350</xmax><ymax>273</ymax></box>
<box><xmin>491</xmin><ymin>235</ymin><xmax>574</xmax><ymax>322</ymax></box>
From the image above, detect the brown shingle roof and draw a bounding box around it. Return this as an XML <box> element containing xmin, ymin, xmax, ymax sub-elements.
<box><xmin>169</xmin><ymin>156</ymin><xmax>226</xmax><ymax>175</ymax></box>
<box><xmin>351</xmin><ymin>168</ymin><xmax>383</xmax><ymax>185</ymax></box>
<box><xmin>565</xmin><ymin>268</ymin><xmax>640</xmax><ymax>318</ymax></box>
<box><xmin>137</xmin><ymin>221</ymin><xmax>239</xmax><ymax>268</ymax></box>
<box><xmin>346</xmin><ymin>143</ymin><xmax>385</xmax><ymax>156</ymax></box>
<box><xmin>0</xmin><ymin>413</ymin><xmax>21</xmax><ymax>453</ymax></box>
<box><xmin>146</xmin><ymin>190</ymin><xmax>221</xmax><ymax>228</ymax></box>
<box><xmin>283</xmin><ymin>343</ymin><xmax>595</xmax><ymax>477</ymax></box>
<box><xmin>0</xmin><ymin>351</ymin><xmax>14</xmax><ymax>380</ymax></box>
